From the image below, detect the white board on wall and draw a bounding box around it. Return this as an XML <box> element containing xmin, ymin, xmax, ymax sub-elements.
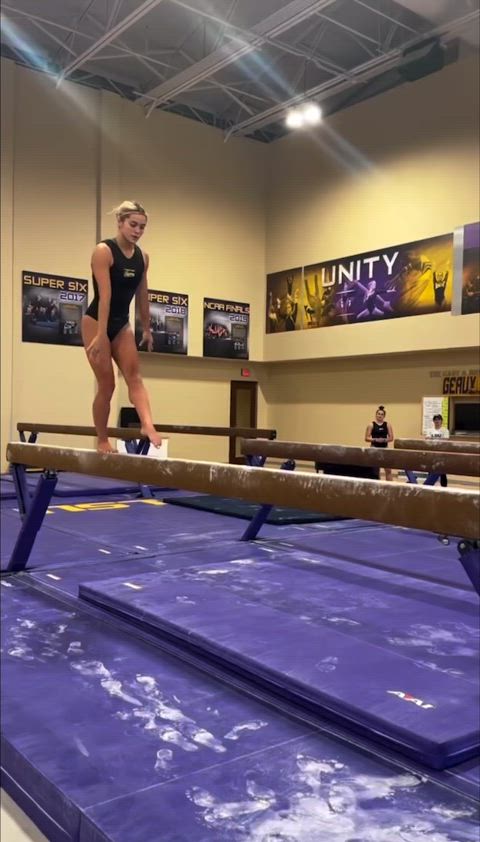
<box><xmin>422</xmin><ymin>397</ymin><xmax>449</xmax><ymax>435</ymax></box>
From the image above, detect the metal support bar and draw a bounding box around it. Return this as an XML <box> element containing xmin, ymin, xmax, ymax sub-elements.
<box><xmin>7</xmin><ymin>470</ymin><xmax>58</xmax><ymax>573</ymax></box>
<box><xmin>241</xmin><ymin>459</ymin><xmax>295</xmax><ymax>541</ymax></box>
<box><xmin>57</xmin><ymin>0</ymin><xmax>167</xmax><ymax>84</ymax></box>
<box><xmin>405</xmin><ymin>471</ymin><xmax>441</xmax><ymax>486</ymax></box>
<box><xmin>458</xmin><ymin>541</ymin><xmax>480</xmax><ymax>595</ymax></box>
<box><xmin>11</xmin><ymin>464</ymin><xmax>32</xmax><ymax>517</ymax></box>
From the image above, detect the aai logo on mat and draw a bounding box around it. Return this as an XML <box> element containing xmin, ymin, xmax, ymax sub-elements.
<box><xmin>387</xmin><ymin>690</ymin><xmax>436</xmax><ymax>710</ymax></box>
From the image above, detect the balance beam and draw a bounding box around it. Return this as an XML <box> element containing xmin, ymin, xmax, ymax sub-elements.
<box><xmin>16</xmin><ymin>422</ymin><xmax>277</xmax><ymax>440</ymax></box>
<box><xmin>395</xmin><ymin>438</ymin><xmax>480</xmax><ymax>454</ymax></box>
<box><xmin>240</xmin><ymin>439</ymin><xmax>480</xmax><ymax>477</ymax></box>
<box><xmin>7</xmin><ymin>443</ymin><xmax>480</xmax><ymax>540</ymax></box>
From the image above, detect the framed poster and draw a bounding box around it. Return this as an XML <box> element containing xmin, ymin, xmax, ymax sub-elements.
<box><xmin>135</xmin><ymin>289</ymin><xmax>189</xmax><ymax>354</ymax></box>
<box><xmin>22</xmin><ymin>271</ymin><xmax>88</xmax><ymax>346</ymax></box>
<box><xmin>203</xmin><ymin>297</ymin><xmax>249</xmax><ymax>359</ymax></box>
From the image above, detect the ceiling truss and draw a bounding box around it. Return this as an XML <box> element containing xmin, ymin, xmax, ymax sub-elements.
<box><xmin>1</xmin><ymin>0</ymin><xmax>478</xmax><ymax>142</ymax></box>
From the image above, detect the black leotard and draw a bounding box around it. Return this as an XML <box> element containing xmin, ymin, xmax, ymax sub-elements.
<box><xmin>86</xmin><ymin>238</ymin><xmax>145</xmax><ymax>341</ymax></box>
<box><xmin>371</xmin><ymin>420</ymin><xmax>388</xmax><ymax>448</ymax></box>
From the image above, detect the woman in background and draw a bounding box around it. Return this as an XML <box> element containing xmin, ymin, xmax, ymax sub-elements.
<box><xmin>365</xmin><ymin>405</ymin><xmax>394</xmax><ymax>480</ymax></box>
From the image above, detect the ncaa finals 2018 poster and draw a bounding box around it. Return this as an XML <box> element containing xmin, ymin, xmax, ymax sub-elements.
<box><xmin>203</xmin><ymin>298</ymin><xmax>250</xmax><ymax>359</ymax></box>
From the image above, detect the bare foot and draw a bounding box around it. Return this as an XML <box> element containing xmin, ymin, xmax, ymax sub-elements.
<box><xmin>97</xmin><ymin>439</ymin><xmax>117</xmax><ymax>454</ymax></box>
<box><xmin>141</xmin><ymin>427</ymin><xmax>162</xmax><ymax>448</ymax></box>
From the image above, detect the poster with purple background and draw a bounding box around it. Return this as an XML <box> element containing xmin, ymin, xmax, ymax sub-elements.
<box><xmin>266</xmin><ymin>233</ymin><xmax>453</xmax><ymax>332</ymax></box>
<box><xmin>460</xmin><ymin>221</ymin><xmax>480</xmax><ymax>314</ymax></box>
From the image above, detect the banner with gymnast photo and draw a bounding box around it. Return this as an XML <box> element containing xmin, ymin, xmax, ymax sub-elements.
<box><xmin>452</xmin><ymin>221</ymin><xmax>480</xmax><ymax>316</ymax></box>
<box><xmin>266</xmin><ymin>267</ymin><xmax>303</xmax><ymax>333</ymax></box>
<box><xmin>22</xmin><ymin>270</ymin><xmax>88</xmax><ymax>346</ymax></box>
<box><xmin>135</xmin><ymin>289</ymin><xmax>189</xmax><ymax>354</ymax></box>
<box><xmin>203</xmin><ymin>297</ymin><xmax>250</xmax><ymax>359</ymax></box>
<box><xmin>265</xmin><ymin>233</ymin><xmax>453</xmax><ymax>332</ymax></box>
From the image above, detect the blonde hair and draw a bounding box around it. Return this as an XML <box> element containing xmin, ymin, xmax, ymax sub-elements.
<box><xmin>111</xmin><ymin>200</ymin><xmax>147</xmax><ymax>222</ymax></box>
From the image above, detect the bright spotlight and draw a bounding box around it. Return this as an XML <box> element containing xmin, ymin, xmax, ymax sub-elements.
<box><xmin>286</xmin><ymin>109</ymin><xmax>304</xmax><ymax>129</ymax></box>
<box><xmin>302</xmin><ymin>103</ymin><xmax>322</xmax><ymax>125</ymax></box>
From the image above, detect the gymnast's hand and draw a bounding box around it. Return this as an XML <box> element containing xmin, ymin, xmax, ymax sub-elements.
<box><xmin>86</xmin><ymin>332</ymin><xmax>109</xmax><ymax>362</ymax></box>
<box><xmin>140</xmin><ymin>330</ymin><xmax>154</xmax><ymax>352</ymax></box>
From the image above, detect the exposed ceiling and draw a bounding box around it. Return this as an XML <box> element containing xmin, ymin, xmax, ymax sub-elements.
<box><xmin>1</xmin><ymin>0</ymin><xmax>479</xmax><ymax>142</ymax></box>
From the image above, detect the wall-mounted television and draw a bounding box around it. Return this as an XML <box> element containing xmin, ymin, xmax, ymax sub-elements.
<box><xmin>452</xmin><ymin>401</ymin><xmax>480</xmax><ymax>435</ymax></box>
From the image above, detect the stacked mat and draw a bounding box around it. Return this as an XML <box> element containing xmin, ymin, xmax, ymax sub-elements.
<box><xmin>80</xmin><ymin>566</ymin><xmax>479</xmax><ymax>770</ymax></box>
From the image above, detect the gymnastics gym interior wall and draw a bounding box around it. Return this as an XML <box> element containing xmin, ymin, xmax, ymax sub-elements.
<box><xmin>102</xmin><ymin>88</ymin><xmax>269</xmax><ymax>461</ymax></box>
<box><xmin>0</xmin><ymin>59</ymin><xmax>268</xmax><ymax>469</ymax></box>
<box><xmin>262</xmin><ymin>54</ymin><xmax>480</xmax><ymax>446</ymax></box>
<box><xmin>1</xmin><ymin>54</ymin><xmax>479</xmax><ymax>471</ymax></box>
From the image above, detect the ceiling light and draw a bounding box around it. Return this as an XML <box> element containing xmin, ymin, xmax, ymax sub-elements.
<box><xmin>302</xmin><ymin>103</ymin><xmax>322</xmax><ymax>124</ymax></box>
<box><xmin>285</xmin><ymin>109</ymin><xmax>304</xmax><ymax>129</ymax></box>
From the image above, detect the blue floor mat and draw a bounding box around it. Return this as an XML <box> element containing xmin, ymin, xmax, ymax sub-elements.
<box><xmin>267</xmin><ymin>524</ymin><xmax>475</xmax><ymax>591</ymax></box>
<box><xmin>164</xmin><ymin>493</ymin><xmax>348</xmax><ymax>523</ymax></box>
<box><xmin>80</xmin><ymin>559</ymin><xmax>479</xmax><ymax>769</ymax></box>
<box><xmin>27</xmin><ymin>541</ymin><xmax>299</xmax><ymax>599</ymax></box>
<box><xmin>2</xmin><ymin>580</ymin><xmax>478</xmax><ymax>842</ymax></box>
<box><xmin>1</xmin><ymin>471</ymin><xmax>154</xmax><ymax>497</ymax></box>
<box><xmin>0</xmin><ymin>510</ymin><xmax>133</xmax><ymax>572</ymax></box>
<box><xmin>0</xmin><ymin>479</ymin><xmax>17</xmax><ymax>500</ymax></box>
<box><xmin>20</xmin><ymin>496</ymin><xmax>333</xmax><ymax>551</ymax></box>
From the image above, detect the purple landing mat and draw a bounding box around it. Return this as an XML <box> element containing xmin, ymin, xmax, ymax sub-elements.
<box><xmin>80</xmin><ymin>572</ymin><xmax>480</xmax><ymax>769</ymax></box>
<box><xmin>0</xmin><ymin>510</ymin><xmax>134</xmax><ymax>573</ymax></box>
<box><xmin>81</xmin><ymin>737</ymin><xmax>480</xmax><ymax>842</ymax></box>
<box><xmin>0</xmin><ymin>479</ymin><xmax>17</xmax><ymax>500</ymax></box>
<box><xmin>20</xmin><ymin>496</ymin><xmax>338</xmax><ymax>552</ymax></box>
<box><xmin>2</xmin><ymin>582</ymin><xmax>479</xmax><ymax>842</ymax></box>
<box><xmin>1</xmin><ymin>471</ymin><xmax>159</xmax><ymax>497</ymax></box>
<box><xmin>267</xmin><ymin>524</ymin><xmax>475</xmax><ymax>591</ymax></box>
<box><xmin>27</xmin><ymin>542</ymin><xmax>301</xmax><ymax>600</ymax></box>
<box><xmin>102</xmin><ymin>550</ymin><xmax>479</xmax><ymax>681</ymax></box>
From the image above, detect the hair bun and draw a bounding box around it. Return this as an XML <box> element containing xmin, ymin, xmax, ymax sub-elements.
<box><xmin>111</xmin><ymin>200</ymin><xmax>147</xmax><ymax>221</ymax></box>
<box><xmin>378</xmin><ymin>405</ymin><xmax>385</xmax><ymax>411</ymax></box>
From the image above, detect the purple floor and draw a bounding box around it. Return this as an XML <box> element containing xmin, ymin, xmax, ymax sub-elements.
<box><xmin>78</xmin><ymin>560</ymin><xmax>479</xmax><ymax>768</ymax></box>
<box><xmin>1</xmin><ymin>486</ymin><xmax>479</xmax><ymax>841</ymax></box>
<box><xmin>2</xmin><ymin>581</ymin><xmax>479</xmax><ymax>842</ymax></box>
<box><xmin>1</xmin><ymin>471</ymin><xmax>149</xmax><ymax>497</ymax></box>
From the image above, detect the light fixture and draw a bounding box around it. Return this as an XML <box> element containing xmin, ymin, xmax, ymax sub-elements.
<box><xmin>286</xmin><ymin>109</ymin><xmax>304</xmax><ymax>129</ymax></box>
<box><xmin>285</xmin><ymin>101</ymin><xmax>322</xmax><ymax>129</ymax></box>
<box><xmin>302</xmin><ymin>103</ymin><xmax>322</xmax><ymax>125</ymax></box>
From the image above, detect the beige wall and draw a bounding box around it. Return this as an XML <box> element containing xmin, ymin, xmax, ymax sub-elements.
<box><xmin>1</xmin><ymin>61</ymin><xmax>15</xmax><ymax>466</ymax></box>
<box><xmin>1</xmin><ymin>55</ymin><xmax>478</xmax><ymax>473</ymax></box>
<box><xmin>265</xmin><ymin>55</ymin><xmax>480</xmax><ymax>362</ymax></box>
<box><xmin>263</xmin><ymin>348</ymin><xmax>478</xmax><ymax>447</ymax></box>
<box><xmin>2</xmin><ymin>65</ymin><xmax>99</xmax><ymax>463</ymax></box>
<box><xmin>0</xmin><ymin>60</ymin><xmax>267</xmax><ymax>469</ymax></box>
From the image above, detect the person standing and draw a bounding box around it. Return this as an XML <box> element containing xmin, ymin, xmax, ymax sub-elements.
<box><xmin>426</xmin><ymin>413</ymin><xmax>449</xmax><ymax>487</ymax></box>
<box><xmin>82</xmin><ymin>200</ymin><xmax>162</xmax><ymax>453</ymax></box>
<box><xmin>365</xmin><ymin>405</ymin><xmax>394</xmax><ymax>480</ymax></box>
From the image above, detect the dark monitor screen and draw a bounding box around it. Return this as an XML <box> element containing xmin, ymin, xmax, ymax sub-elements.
<box><xmin>454</xmin><ymin>402</ymin><xmax>480</xmax><ymax>433</ymax></box>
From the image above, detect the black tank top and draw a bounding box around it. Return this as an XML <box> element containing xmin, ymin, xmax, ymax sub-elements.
<box><xmin>371</xmin><ymin>420</ymin><xmax>388</xmax><ymax>447</ymax></box>
<box><xmin>86</xmin><ymin>238</ymin><xmax>145</xmax><ymax>321</ymax></box>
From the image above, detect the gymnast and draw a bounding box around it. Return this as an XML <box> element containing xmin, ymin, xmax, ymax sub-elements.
<box><xmin>82</xmin><ymin>200</ymin><xmax>162</xmax><ymax>453</ymax></box>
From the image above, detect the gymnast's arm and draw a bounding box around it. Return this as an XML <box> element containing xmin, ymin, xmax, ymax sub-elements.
<box><xmin>87</xmin><ymin>244</ymin><xmax>112</xmax><ymax>358</ymax></box>
<box><xmin>136</xmin><ymin>252</ymin><xmax>153</xmax><ymax>350</ymax></box>
<box><xmin>365</xmin><ymin>423</ymin><xmax>374</xmax><ymax>444</ymax></box>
